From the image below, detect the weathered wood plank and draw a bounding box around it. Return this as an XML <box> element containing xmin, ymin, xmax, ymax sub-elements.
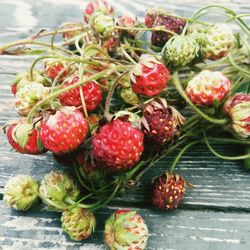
<box><xmin>0</xmin><ymin>201</ymin><xmax>250</xmax><ymax>250</ymax></box>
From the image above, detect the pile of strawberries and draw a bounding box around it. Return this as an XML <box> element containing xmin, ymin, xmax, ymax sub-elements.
<box><xmin>1</xmin><ymin>0</ymin><xmax>250</xmax><ymax>248</ymax></box>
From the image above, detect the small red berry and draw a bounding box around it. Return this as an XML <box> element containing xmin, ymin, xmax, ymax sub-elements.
<box><xmin>131</xmin><ymin>57</ymin><xmax>170</xmax><ymax>97</ymax></box>
<box><xmin>59</xmin><ymin>76</ymin><xmax>102</xmax><ymax>112</ymax></box>
<box><xmin>92</xmin><ymin>119</ymin><xmax>144</xmax><ymax>171</ymax></box>
<box><xmin>152</xmin><ymin>173</ymin><xmax>186</xmax><ymax>210</ymax></box>
<box><xmin>40</xmin><ymin>107</ymin><xmax>89</xmax><ymax>154</ymax></box>
<box><xmin>6</xmin><ymin>121</ymin><xmax>45</xmax><ymax>155</ymax></box>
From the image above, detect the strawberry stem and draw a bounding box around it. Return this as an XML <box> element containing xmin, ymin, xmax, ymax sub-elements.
<box><xmin>204</xmin><ymin>133</ymin><xmax>250</xmax><ymax>160</ymax></box>
<box><xmin>169</xmin><ymin>140</ymin><xmax>199</xmax><ymax>173</ymax></box>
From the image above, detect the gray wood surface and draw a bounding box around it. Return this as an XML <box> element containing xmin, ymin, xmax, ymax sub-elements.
<box><xmin>0</xmin><ymin>0</ymin><xmax>250</xmax><ymax>249</ymax></box>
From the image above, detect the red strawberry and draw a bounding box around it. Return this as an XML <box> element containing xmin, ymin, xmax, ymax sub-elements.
<box><xmin>40</xmin><ymin>107</ymin><xmax>89</xmax><ymax>154</ymax></box>
<box><xmin>84</xmin><ymin>0</ymin><xmax>114</xmax><ymax>23</ymax></box>
<box><xmin>152</xmin><ymin>173</ymin><xmax>186</xmax><ymax>210</ymax></box>
<box><xmin>44</xmin><ymin>61</ymin><xmax>67</xmax><ymax>80</ymax></box>
<box><xmin>186</xmin><ymin>70</ymin><xmax>231</xmax><ymax>106</ymax></box>
<box><xmin>59</xmin><ymin>76</ymin><xmax>102</xmax><ymax>112</ymax></box>
<box><xmin>131</xmin><ymin>57</ymin><xmax>170</xmax><ymax>97</ymax></box>
<box><xmin>141</xmin><ymin>98</ymin><xmax>185</xmax><ymax>145</ymax></box>
<box><xmin>6</xmin><ymin>121</ymin><xmax>45</xmax><ymax>155</ymax></box>
<box><xmin>151</xmin><ymin>15</ymin><xmax>186</xmax><ymax>47</ymax></box>
<box><xmin>145</xmin><ymin>8</ymin><xmax>186</xmax><ymax>47</ymax></box>
<box><xmin>92</xmin><ymin>119</ymin><xmax>144</xmax><ymax>171</ymax></box>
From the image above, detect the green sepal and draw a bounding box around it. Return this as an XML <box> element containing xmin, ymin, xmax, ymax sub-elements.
<box><xmin>14</xmin><ymin>123</ymin><xmax>33</xmax><ymax>149</ymax></box>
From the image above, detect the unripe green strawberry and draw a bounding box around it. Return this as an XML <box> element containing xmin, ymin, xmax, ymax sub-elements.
<box><xmin>223</xmin><ymin>93</ymin><xmax>250</xmax><ymax>138</ymax></box>
<box><xmin>187</xmin><ymin>23</ymin><xmax>207</xmax><ymax>47</ymax></box>
<box><xmin>120</xmin><ymin>87</ymin><xmax>140</xmax><ymax>106</ymax></box>
<box><xmin>39</xmin><ymin>170</ymin><xmax>80</xmax><ymax>211</ymax></box>
<box><xmin>61</xmin><ymin>207</ymin><xmax>96</xmax><ymax>241</ymax></box>
<box><xmin>104</xmin><ymin>210</ymin><xmax>148</xmax><ymax>250</ymax></box>
<box><xmin>163</xmin><ymin>35</ymin><xmax>199</xmax><ymax>67</ymax></box>
<box><xmin>89</xmin><ymin>11</ymin><xmax>115</xmax><ymax>39</ymax></box>
<box><xmin>4</xmin><ymin>175</ymin><xmax>39</xmax><ymax>211</ymax></box>
<box><xmin>14</xmin><ymin>83</ymin><xmax>50</xmax><ymax>117</ymax></box>
<box><xmin>186</xmin><ymin>70</ymin><xmax>231</xmax><ymax>106</ymax></box>
<box><xmin>11</xmin><ymin>70</ymin><xmax>48</xmax><ymax>95</ymax></box>
<box><xmin>202</xmin><ymin>23</ymin><xmax>234</xmax><ymax>61</ymax></box>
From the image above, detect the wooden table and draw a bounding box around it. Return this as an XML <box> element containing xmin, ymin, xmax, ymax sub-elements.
<box><xmin>0</xmin><ymin>0</ymin><xmax>250</xmax><ymax>249</ymax></box>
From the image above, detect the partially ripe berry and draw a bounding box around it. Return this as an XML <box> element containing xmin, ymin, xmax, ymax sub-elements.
<box><xmin>104</xmin><ymin>210</ymin><xmax>148</xmax><ymax>250</ymax></box>
<box><xmin>84</xmin><ymin>0</ymin><xmax>114</xmax><ymax>23</ymax></box>
<box><xmin>61</xmin><ymin>207</ymin><xmax>96</xmax><ymax>241</ymax></box>
<box><xmin>186</xmin><ymin>70</ymin><xmax>231</xmax><ymax>106</ymax></box>
<box><xmin>223</xmin><ymin>93</ymin><xmax>250</xmax><ymax>138</ymax></box>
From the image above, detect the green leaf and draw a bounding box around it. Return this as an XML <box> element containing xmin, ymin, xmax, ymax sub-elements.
<box><xmin>15</xmin><ymin>124</ymin><xmax>33</xmax><ymax>149</ymax></box>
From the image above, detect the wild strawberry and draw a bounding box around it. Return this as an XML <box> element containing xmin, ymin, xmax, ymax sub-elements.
<box><xmin>39</xmin><ymin>170</ymin><xmax>80</xmax><ymax>210</ymax></box>
<box><xmin>44</xmin><ymin>61</ymin><xmax>67</xmax><ymax>80</ymax></box>
<box><xmin>151</xmin><ymin>13</ymin><xmax>186</xmax><ymax>47</ymax></box>
<box><xmin>118</xmin><ymin>15</ymin><xmax>138</xmax><ymax>37</ymax></box>
<box><xmin>11</xmin><ymin>70</ymin><xmax>48</xmax><ymax>95</ymax></box>
<box><xmin>84</xmin><ymin>0</ymin><xmax>114</xmax><ymax>23</ymax></box>
<box><xmin>14</xmin><ymin>83</ymin><xmax>50</xmax><ymax>117</ymax></box>
<box><xmin>104</xmin><ymin>210</ymin><xmax>148</xmax><ymax>250</ymax></box>
<box><xmin>89</xmin><ymin>11</ymin><xmax>115</xmax><ymax>39</ymax></box>
<box><xmin>6</xmin><ymin>120</ymin><xmax>45</xmax><ymax>155</ymax></box>
<box><xmin>92</xmin><ymin>119</ymin><xmax>144</xmax><ymax>171</ymax></box>
<box><xmin>61</xmin><ymin>207</ymin><xmax>96</xmax><ymax>241</ymax></box>
<box><xmin>131</xmin><ymin>56</ymin><xmax>170</xmax><ymax>97</ymax></box>
<box><xmin>59</xmin><ymin>76</ymin><xmax>102</xmax><ymax>112</ymax></box>
<box><xmin>120</xmin><ymin>87</ymin><xmax>140</xmax><ymax>106</ymax></box>
<box><xmin>141</xmin><ymin>98</ymin><xmax>185</xmax><ymax>145</ymax></box>
<box><xmin>145</xmin><ymin>8</ymin><xmax>165</xmax><ymax>28</ymax></box>
<box><xmin>224</xmin><ymin>93</ymin><xmax>250</xmax><ymax>138</ymax></box>
<box><xmin>186</xmin><ymin>70</ymin><xmax>231</xmax><ymax>106</ymax></box>
<box><xmin>40</xmin><ymin>107</ymin><xmax>89</xmax><ymax>154</ymax></box>
<box><xmin>4</xmin><ymin>175</ymin><xmax>39</xmax><ymax>211</ymax></box>
<box><xmin>202</xmin><ymin>23</ymin><xmax>234</xmax><ymax>61</ymax></box>
<box><xmin>163</xmin><ymin>35</ymin><xmax>199</xmax><ymax>67</ymax></box>
<box><xmin>152</xmin><ymin>172</ymin><xmax>186</xmax><ymax>210</ymax></box>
